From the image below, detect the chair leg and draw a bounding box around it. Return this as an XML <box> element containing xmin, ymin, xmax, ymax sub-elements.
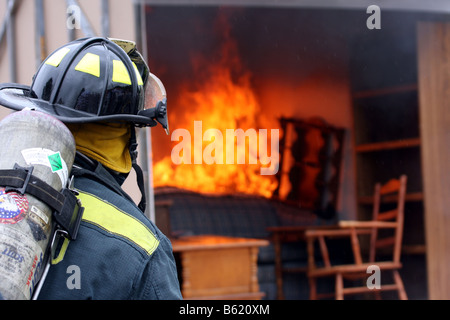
<box><xmin>393</xmin><ymin>270</ymin><xmax>408</xmax><ymax>300</ymax></box>
<box><xmin>336</xmin><ymin>273</ymin><xmax>344</xmax><ymax>300</ymax></box>
<box><xmin>309</xmin><ymin>277</ymin><xmax>317</xmax><ymax>300</ymax></box>
<box><xmin>374</xmin><ymin>289</ymin><xmax>382</xmax><ymax>300</ymax></box>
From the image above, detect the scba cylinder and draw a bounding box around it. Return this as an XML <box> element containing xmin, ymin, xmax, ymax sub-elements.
<box><xmin>0</xmin><ymin>109</ymin><xmax>76</xmax><ymax>300</ymax></box>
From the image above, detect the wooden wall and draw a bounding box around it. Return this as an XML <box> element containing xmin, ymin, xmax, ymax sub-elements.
<box><xmin>417</xmin><ymin>21</ymin><xmax>450</xmax><ymax>300</ymax></box>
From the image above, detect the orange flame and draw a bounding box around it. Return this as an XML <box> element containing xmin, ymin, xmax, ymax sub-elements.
<box><xmin>152</xmin><ymin>14</ymin><xmax>279</xmax><ymax>198</ymax></box>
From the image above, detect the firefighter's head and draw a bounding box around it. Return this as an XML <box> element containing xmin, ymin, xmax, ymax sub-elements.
<box><xmin>0</xmin><ymin>37</ymin><xmax>168</xmax><ymax>132</ymax></box>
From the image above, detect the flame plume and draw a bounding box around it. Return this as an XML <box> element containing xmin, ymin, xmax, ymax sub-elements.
<box><xmin>153</xmin><ymin>12</ymin><xmax>279</xmax><ymax>198</ymax></box>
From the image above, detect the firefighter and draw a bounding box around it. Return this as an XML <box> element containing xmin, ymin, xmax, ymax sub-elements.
<box><xmin>0</xmin><ymin>37</ymin><xmax>182</xmax><ymax>299</ymax></box>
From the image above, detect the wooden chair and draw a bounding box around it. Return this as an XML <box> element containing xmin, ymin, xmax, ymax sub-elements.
<box><xmin>305</xmin><ymin>175</ymin><xmax>408</xmax><ymax>300</ymax></box>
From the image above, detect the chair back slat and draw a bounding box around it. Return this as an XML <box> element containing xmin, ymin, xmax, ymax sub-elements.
<box><xmin>380</xmin><ymin>178</ymin><xmax>401</xmax><ymax>195</ymax></box>
<box><xmin>377</xmin><ymin>209</ymin><xmax>398</xmax><ymax>221</ymax></box>
<box><xmin>371</xmin><ymin>175</ymin><xmax>407</xmax><ymax>263</ymax></box>
<box><xmin>375</xmin><ymin>236</ymin><xmax>395</xmax><ymax>248</ymax></box>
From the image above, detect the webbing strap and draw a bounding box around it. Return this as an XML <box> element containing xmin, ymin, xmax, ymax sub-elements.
<box><xmin>0</xmin><ymin>167</ymin><xmax>65</xmax><ymax>212</ymax></box>
<box><xmin>129</xmin><ymin>126</ymin><xmax>146</xmax><ymax>213</ymax></box>
<box><xmin>132</xmin><ymin>162</ymin><xmax>146</xmax><ymax>212</ymax></box>
<box><xmin>0</xmin><ymin>165</ymin><xmax>84</xmax><ymax>240</ymax></box>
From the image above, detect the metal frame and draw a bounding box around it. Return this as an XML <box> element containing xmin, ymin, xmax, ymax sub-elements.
<box><xmin>0</xmin><ymin>0</ymin><xmax>18</xmax><ymax>82</ymax></box>
<box><xmin>134</xmin><ymin>0</ymin><xmax>450</xmax><ymax>13</ymax></box>
<box><xmin>65</xmin><ymin>0</ymin><xmax>96</xmax><ymax>37</ymax></box>
<box><xmin>134</xmin><ymin>0</ymin><xmax>155</xmax><ymax>222</ymax></box>
<box><xmin>1</xmin><ymin>0</ymin><xmax>101</xmax><ymax>73</ymax></box>
<box><xmin>35</xmin><ymin>0</ymin><xmax>46</xmax><ymax>69</ymax></box>
<box><xmin>0</xmin><ymin>0</ymin><xmax>16</xmax><ymax>48</ymax></box>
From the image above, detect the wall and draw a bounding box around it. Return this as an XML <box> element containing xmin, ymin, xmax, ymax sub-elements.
<box><xmin>417</xmin><ymin>20</ymin><xmax>450</xmax><ymax>300</ymax></box>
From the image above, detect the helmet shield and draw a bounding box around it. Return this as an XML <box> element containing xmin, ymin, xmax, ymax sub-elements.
<box><xmin>111</xmin><ymin>38</ymin><xmax>169</xmax><ymax>134</ymax></box>
<box><xmin>143</xmin><ymin>72</ymin><xmax>169</xmax><ymax>134</ymax></box>
<box><xmin>145</xmin><ymin>72</ymin><xmax>166</xmax><ymax>111</ymax></box>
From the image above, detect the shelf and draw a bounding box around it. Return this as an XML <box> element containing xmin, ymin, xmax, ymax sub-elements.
<box><xmin>402</xmin><ymin>244</ymin><xmax>426</xmax><ymax>255</ymax></box>
<box><xmin>353</xmin><ymin>83</ymin><xmax>418</xmax><ymax>99</ymax></box>
<box><xmin>355</xmin><ymin>138</ymin><xmax>421</xmax><ymax>153</ymax></box>
<box><xmin>358</xmin><ymin>192</ymin><xmax>423</xmax><ymax>205</ymax></box>
<box><xmin>378</xmin><ymin>244</ymin><xmax>426</xmax><ymax>256</ymax></box>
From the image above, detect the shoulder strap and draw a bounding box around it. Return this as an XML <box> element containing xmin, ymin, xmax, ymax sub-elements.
<box><xmin>129</xmin><ymin>126</ymin><xmax>146</xmax><ymax>213</ymax></box>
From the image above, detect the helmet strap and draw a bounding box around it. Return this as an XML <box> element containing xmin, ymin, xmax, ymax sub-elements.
<box><xmin>129</xmin><ymin>126</ymin><xmax>147</xmax><ymax>213</ymax></box>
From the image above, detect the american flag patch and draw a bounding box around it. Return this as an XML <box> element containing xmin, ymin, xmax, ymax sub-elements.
<box><xmin>0</xmin><ymin>188</ymin><xmax>28</xmax><ymax>224</ymax></box>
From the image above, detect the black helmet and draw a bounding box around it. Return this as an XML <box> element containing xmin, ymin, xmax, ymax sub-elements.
<box><xmin>0</xmin><ymin>37</ymin><xmax>169</xmax><ymax>132</ymax></box>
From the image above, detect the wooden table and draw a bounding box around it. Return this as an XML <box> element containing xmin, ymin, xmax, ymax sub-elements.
<box><xmin>266</xmin><ymin>225</ymin><xmax>338</xmax><ymax>300</ymax></box>
<box><xmin>171</xmin><ymin>235</ymin><xmax>269</xmax><ymax>300</ymax></box>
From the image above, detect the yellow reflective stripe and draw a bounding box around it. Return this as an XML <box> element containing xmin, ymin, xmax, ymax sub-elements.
<box><xmin>45</xmin><ymin>47</ymin><xmax>70</xmax><ymax>67</ymax></box>
<box><xmin>77</xmin><ymin>191</ymin><xmax>159</xmax><ymax>255</ymax></box>
<box><xmin>75</xmin><ymin>53</ymin><xmax>100</xmax><ymax>77</ymax></box>
<box><xmin>132</xmin><ymin>62</ymin><xmax>144</xmax><ymax>85</ymax></box>
<box><xmin>112</xmin><ymin>60</ymin><xmax>131</xmax><ymax>85</ymax></box>
<box><xmin>52</xmin><ymin>237</ymin><xmax>70</xmax><ymax>265</ymax></box>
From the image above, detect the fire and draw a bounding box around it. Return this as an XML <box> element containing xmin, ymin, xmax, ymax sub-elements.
<box><xmin>152</xmin><ymin>15</ymin><xmax>279</xmax><ymax>198</ymax></box>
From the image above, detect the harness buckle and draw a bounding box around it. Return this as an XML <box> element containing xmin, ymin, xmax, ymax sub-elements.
<box><xmin>53</xmin><ymin>187</ymin><xmax>84</xmax><ymax>241</ymax></box>
<box><xmin>5</xmin><ymin>163</ymin><xmax>34</xmax><ymax>195</ymax></box>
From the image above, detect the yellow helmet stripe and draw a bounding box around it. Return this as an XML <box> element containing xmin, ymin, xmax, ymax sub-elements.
<box><xmin>45</xmin><ymin>47</ymin><xmax>71</xmax><ymax>67</ymax></box>
<box><xmin>112</xmin><ymin>60</ymin><xmax>131</xmax><ymax>85</ymax></box>
<box><xmin>77</xmin><ymin>190</ymin><xmax>160</xmax><ymax>255</ymax></box>
<box><xmin>132</xmin><ymin>62</ymin><xmax>144</xmax><ymax>86</ymax></box>
<box><xmin>74</xmin><ymin>53</ymin><xmax>101</xmax><ymax>77</ymax></box>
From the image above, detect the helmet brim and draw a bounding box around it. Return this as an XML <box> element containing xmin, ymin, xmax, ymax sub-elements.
<box><xmin>0</xmin><ymin>83</ymin><xmax>158</xmax><ymax>127</ymax></box>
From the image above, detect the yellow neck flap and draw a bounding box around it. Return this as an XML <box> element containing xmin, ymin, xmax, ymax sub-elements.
<box><xmin>67</xmin><ymin>122</ymin><xmax>132</xmax><ymax>174</ymax></box>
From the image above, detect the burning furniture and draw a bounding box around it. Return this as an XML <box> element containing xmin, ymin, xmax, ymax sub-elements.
<box><xmin>274</xmin><ymin>117</ymin><xmax>345</xmax><ymax>220</ymax></box>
